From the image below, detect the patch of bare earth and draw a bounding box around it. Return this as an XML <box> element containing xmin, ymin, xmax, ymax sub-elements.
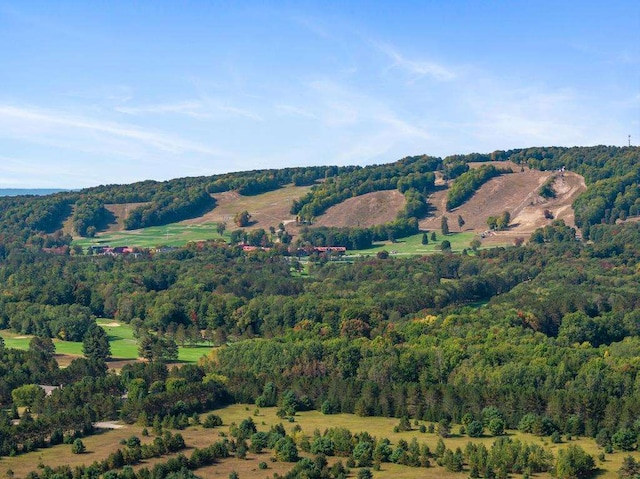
<box><xmin>180</xmin><ymin>185</ymin><xmax>313</xmax><ymax>232</ymax></box>
<box><xmin>419</xmin><ymin>164</ymin><xmax>586</xmax><ymax>246</ymax></box>
<box><xmin>312</xmin><ymin>190</ymin><xmax>406</xmax><ymax>228</ymax></box>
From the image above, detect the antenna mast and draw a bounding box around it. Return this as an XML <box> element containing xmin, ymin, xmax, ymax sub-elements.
<box><xmin>629</xmin><ymin>135</ymin><xmax>631</xmax><ymax>147</ymax></box>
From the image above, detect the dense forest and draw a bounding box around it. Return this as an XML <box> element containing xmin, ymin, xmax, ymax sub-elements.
<box><xmin>0</xmin><ymin>145</ymin><xmax>638</xmax><ymax>478</ymax></box>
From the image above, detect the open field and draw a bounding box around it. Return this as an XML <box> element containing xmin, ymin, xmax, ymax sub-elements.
<box><xmin>73</xmin><ymin>223</ymin><xmax>230</xmax><ymax>249</ymax></box>
<box><xmin>2</xmin><ymin>404</ymin><xmax>636</xmax><ymax>479</ymax></box>
<box><xmin>348</xmin><ymin>231</ymin><xmax>500</xmax><ymax>256</ymax></box>
<box><xmin>0</xmin><ymin>319</ymin><xmax>214</xmax><ymax>366</ymax></box>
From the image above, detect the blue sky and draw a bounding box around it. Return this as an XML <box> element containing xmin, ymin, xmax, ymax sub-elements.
<box><xmin>0</xmin><ymin>1</ymin><xmax>638</xmax><ymax>188</ymax></box>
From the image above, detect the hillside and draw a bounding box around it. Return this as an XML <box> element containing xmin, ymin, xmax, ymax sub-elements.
<box><xmin>310</xmin><ymin>190</ymin><xmax>406</xmax><ymax>228</ymax></box>
<box><xmin>420</xmin><ymin>164</ymin><xmax>586</xmax><ymax>245</ymax></box>
<box><xmin>1</xmin><ymin>146</ymin><xmax>635</xmax><ymax>249</ymax></box>
<box><xmin>71</xmin><ymin>165</ymin><xmax>585</xmax><ymax>248</ymax></box>
<box><xmin>184</xmin><ymin>185</ymin><xmax>312</xmax><ymax>229</ymax></box>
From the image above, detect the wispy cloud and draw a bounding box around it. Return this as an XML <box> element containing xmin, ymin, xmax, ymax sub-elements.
<box><xmin>457</xmin><ymin>83</ymin><xmax>607</xmax><ymax>149</ymax></box>
<box><xmin>0</xmin><ymin>104</ymin><xmax>221</xmax><ymax>155</ymax></box>
<box><xmin>217</xmin><ymin>104</ymin><xmax>263</xmax><ymax>121</ymax></box>
<box><xmin>115</xmin><ymin>101</ymin><xmax>210</xmax><ymax>119</ymax></box>
<box><xmin>374</xmin><ymin>41</ymin><xmax>457</xmax><ymax>82</ymax></box>
<box><xmin>275</xmin><ymin>104</ymin><xmax>318</xmax><ymax>120</ymax></box>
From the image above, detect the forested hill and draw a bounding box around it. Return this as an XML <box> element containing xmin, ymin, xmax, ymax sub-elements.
<box><xmin>0</xmin><ymin>145</ymin><xmax>637</xmax><ymax>247</ymax></box>
<box><xmin>0</xmin><ymin>146</ymin><xmax>639</xmax><ymax>477</ymax></box>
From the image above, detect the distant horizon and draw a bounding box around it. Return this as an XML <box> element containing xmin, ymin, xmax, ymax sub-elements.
<box><xmin>1</xmin><ymin>0</ymin><xmax>638</xmax><ymax>189</ymax></box>
<box><xmin>0</xmin><ymin>187</ymin><xmax>73</xmax><ymax>196</ymax></box>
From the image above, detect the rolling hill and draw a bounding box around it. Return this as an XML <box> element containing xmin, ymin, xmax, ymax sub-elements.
<box><xmin>1</xmin><ymin>146</ymin><xmax>636</xmax><ymax>250</ymax></box>
<box><xmin>79</xmin><ymin>164</ymin><xmax>585</xmax><ymax>249</ymax></box>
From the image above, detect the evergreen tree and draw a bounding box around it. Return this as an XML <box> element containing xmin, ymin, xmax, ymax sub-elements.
<box><xmin>441</xmin><ymin>216</ymin><xmax>450</xmax><ymax>235</ymax></box>
<box><xmin>82</xmin><ymin>323</ymin><xmax>111</xmax><ymax>362</ymax></box>
<box><xmin>71</xmin><ymin>438</ymin><xmax>86</xmax><ymax>454</ymax></box>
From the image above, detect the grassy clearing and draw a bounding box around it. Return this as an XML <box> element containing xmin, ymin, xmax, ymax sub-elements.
<box><xmin>216</xmin><ymin>404</ymin><xmax>638</xmax><ymax>479</ymax></box>
<box><xmin>97</xmin><ymin>318</ymin><xmax>138</xmax><ymax>360</ymax></box>
<box><xmin>4</xmin><ymin>404</ymin><xmax>634</xmax><ymax>479</ymax></box>
<box><xmin>347</xmin><ymin>231</ymin><xmax>486</xmax><ymax>257</ymax></box>
<box><xmin>73</xmin><ymin>223</ymin><xmax>229</xmax><ymax>249</ymax></box>
<box><xmin>0</xmin><ymin>320</ymin><xmax>214</xmax><ymax>365</ymax></box>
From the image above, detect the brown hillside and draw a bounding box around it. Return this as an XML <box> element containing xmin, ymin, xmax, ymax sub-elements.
<box><xmin>312</xmin><ymin>190</ymin><xmax>406</xmax><ymax>228</ymax></box>
<box><xmin>180</xmin><ymin>185</ymin><xmax>313</xmax><ymax>230</ymax></box>
<box><xmin>420</xmin><ymin>164</ymin><xmax>586</xmax><ymax>246</ymax></box>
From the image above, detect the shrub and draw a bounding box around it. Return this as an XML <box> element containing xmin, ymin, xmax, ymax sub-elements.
<box><xmin>203</xmin><ymin>414</ymin><xmax>223</xmax><ymax>428</ymax></box>
<box><xmin>468</xmin><ymin>421</ymin><xmax>484</xmax><ymax>438</ymax></box>
<box><xmin>71</xmin><ymin>439</ymin><xmax>86</xmax><ymax>454</ymax></box>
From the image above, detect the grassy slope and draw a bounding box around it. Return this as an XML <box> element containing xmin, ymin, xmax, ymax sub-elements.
<box><xmin>68</xmin><ymin>167</ymin><xmax>581</xmax><ymax>252</ymax></box>
<box><xmin>1</xmin><ymin>404</ymin><xmax>636</xmax><ymax>479</ymax></box>
<box><xmin>73</xmin><ymin>223</ymin><xmax>230</xmax><ymax>249</ymax></box>
<box><xmin>71</xmin><ymin>184</ymin><xmax>313</xmax><ymax>249</ymax></box>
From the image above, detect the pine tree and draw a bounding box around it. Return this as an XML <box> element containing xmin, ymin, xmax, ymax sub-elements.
<box><xmin>441</xmin><ymin>216</ymin><xmax>450</xmax><ymax>235</ymax></box>
<box><xmin>82</xmin><ymin>323</ymin><xmax>111</xmax><ymax>362</ymax></box>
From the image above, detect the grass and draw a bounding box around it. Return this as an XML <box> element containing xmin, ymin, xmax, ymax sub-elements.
<box><xmin>213</xmin><ymin>405</ymin><xmax>639</xmax><ymax>479</ymax></box>
<box><xmin>348</xmin><ymin>231</ymin><xmax>484</xmax><ymax>257</ymax></box>
<box><xmin>73</xmin><ymin>223</ymin><xmax>229</xmax><ymax>249</ymax></box>
<box><xmin>0</xmin><ymin>319</ymin><xmax>214</xmax><ymax>365</ymax></box>
<box><xmin>4</xmin><ymin>404</ymin><xmax>635</xmax><ymax>479</ymax></box>
<box><xmin>71</xmin><ymin>183</ymin><xmax>313</xmax><ymax>250</ymax></box>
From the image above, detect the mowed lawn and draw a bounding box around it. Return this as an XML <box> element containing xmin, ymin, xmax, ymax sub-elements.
<box><xmin>73</xmin><ymin>223</ymin><xmax>229</xmax><ymax>249</ymax></box>
<box><xmin>348</xmin><ymin>231</ymin><xmax>499</xmax><ymax>257</ymax></box>
<box><xmin>2</xmin><ymin>404</ymin><xmax>636</xmax><ymax>479</ymax></box>
<box><xmin>0</xmin><ymin>319</ymin><xmax>214</xmax><ymax>364</ymax></box>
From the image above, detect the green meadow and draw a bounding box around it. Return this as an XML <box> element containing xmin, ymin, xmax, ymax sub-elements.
<box><xmin>73</xmin><ymin>223</ymin><xmax>228</xmax><ymax>249</ymax></box>
<box><xmin>0</xmin><ymin>319</ymin><xmax>214</xmax><ymax>364</ymax></box>
<box><xmin>349</xmin><ymin>231</ymin><xmax>495</xmax><ymax>257</ymax></box>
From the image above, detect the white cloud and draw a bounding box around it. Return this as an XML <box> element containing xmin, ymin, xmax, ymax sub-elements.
<box><xmin>115</xmin><ymin>101</ymin><xmax>210</xmax><ymax>119</ymax></box>
<box><xmin>217</xmin><ymin>104</ymin><xmax>263</xmax><ymax>121</ymax></box>
<box><xmin>374</xmin><ymin>41</ymin><xmax>457</xmax><ymax>82</ymax></box>
<box><xmin>275</xmin><ymin>104</ymin><xmax>318</xmax><ymax>119</ymax></box>
<box><xmin>0</xmin><ymin>104</ymin><xmax>221</xmax><ymax>156</ymax></box>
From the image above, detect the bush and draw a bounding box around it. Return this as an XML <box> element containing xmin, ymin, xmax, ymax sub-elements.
<box><xmin>612</xmin><ymin>429</ymin><xmax>637</xmax><ymax>451</ymax></box>
<box><xmin>203</xmin><ymin>414</ymin><xmax>223</xmax><ymax>428</ymax></box>
<box><xmin>488</xmin><ymin>418</ymin><xmax>505</xmax><ymax>436</ymax></box>
<box><xmin>71</xmin><ymin>439</ymin><xmax>86</xmax><ymax>454</ymax></box>
<box><xmin>358</xmin><ymin>469</ymin><xmax>373</xmax><ymax>479</ymax></box>
<box><xmin>274</xmin><ymin>436</ymin><xmax>299</xmax><ymax>462</ymax></box>
<box><xmin>468</xmin><ymin>420</ymin><xmax>484</xmax><ymax>438</ymax></box>
<box><xmin>555</xmin><ymin>445</ymin><xmax>595</xmax><ymax>479</ymax></box>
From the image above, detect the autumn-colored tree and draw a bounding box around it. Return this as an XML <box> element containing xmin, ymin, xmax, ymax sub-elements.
<box><xmin>234</xmin><ymin>211</ymin><xmax>251</xmax><ymax>227</ymax></box>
